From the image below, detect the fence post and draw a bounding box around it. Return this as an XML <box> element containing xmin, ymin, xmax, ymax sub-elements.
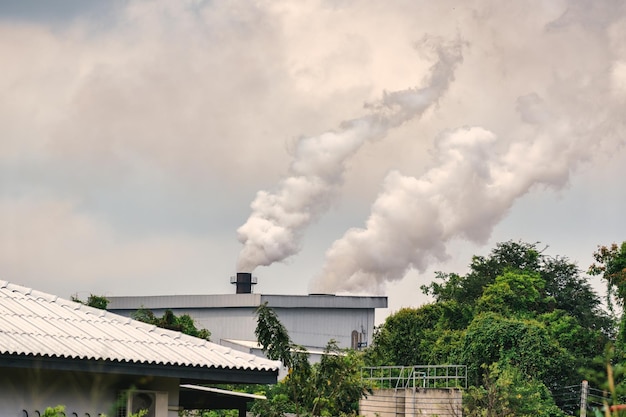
<box><xmin>580</xmin><ymin>380</ymin><xmax>589</xmax><ymax>417</ymax></box>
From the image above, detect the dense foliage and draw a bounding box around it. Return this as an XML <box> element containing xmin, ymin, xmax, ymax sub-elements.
<box><xmin>71</xmin><ymin>293</ymin><xmax>110</xmax><ymax>310</ymax></box>
<box><xmin>132</xmin><ymin>307</ymin><xmax>211</xmax><ymax>340</ymax></box>
<box><xmin>464</xmin><ymin>362</ymin><xmax>565</xmax><ymax>417</ymax></box>
<box><xmin>365</xmin><ymin>240</ymin><xmax>616</xmax><ymax>416</ymax></box>
<box><xmin>589</xmin><ymin>242</ymin><xmax>626</xmax><ymax>408</ymax></box>
<box><xmin>253</xmin><ymin>303</ymin><xmax>370</xmax><ymax>416</ymax></box>
<box><xmin>41</xmin><ymin>405</ymin><xmax>66</xmax><ymax>417</ymax></box>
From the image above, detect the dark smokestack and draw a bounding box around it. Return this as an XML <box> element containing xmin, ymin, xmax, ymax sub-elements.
<box><xmin>231</xmin><ymin>272</ymin><xmax>257</xmax><ymax>294</ymax></box>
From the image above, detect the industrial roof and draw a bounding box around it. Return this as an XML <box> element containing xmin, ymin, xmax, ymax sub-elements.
<box><xmin>0</xmin><ymin>281</ymin><xmax>280</xmax><ymax>377</ymax></box>
<box><xmin>107</xmin><ymin>293</ymin><xmax>388</xmax><ymax>310</ymax></box>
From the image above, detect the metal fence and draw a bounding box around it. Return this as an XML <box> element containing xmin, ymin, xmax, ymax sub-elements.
<box><xmin>362</xmin><ymin>365</ymin><xmax>467</xmax><ymax>389</ymax></box>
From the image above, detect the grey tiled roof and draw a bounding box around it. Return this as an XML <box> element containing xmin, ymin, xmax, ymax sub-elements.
<box><xmin>0</xmin><ymin>281</ymin><xmax>279</xmax><ymax>372</ymax></box>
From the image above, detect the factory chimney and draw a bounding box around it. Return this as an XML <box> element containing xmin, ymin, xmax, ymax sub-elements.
<box><xmin>230</xmin><ymin>272</ymin><xmax>257</xmax><ymax>294</ymax></box>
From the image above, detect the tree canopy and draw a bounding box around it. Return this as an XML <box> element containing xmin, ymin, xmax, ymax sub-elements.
<box><xmin>71</xmin><ymin>294</ymin><xmax>110</xmax><ymax>310</ymax></box>
<box><xmin>253</xmin><ymin>302</ymin><xmax>370</xmax><ymax>417</ymax></box>
<box><xmin>368</xmin><ymin>240</ymin><xmax>614</xmax><ymax>415</ymax></box>
<box><xmin>131</xmin><ymin>307</ymin><xmax>211</xmax><ymax>340</ymax></box>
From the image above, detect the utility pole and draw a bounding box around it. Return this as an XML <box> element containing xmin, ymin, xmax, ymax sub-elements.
<box><xmin>580</xmin><ymin>380</ymin><xmax>589</xmax><ymax>417</ymax></box>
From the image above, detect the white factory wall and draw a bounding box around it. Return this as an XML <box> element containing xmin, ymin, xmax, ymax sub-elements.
<box><xmin>118</xmin><ymin>306</ymin><xmax>374</xmax><ymax>350</ymax></box>
<box><xmin>269</xmin><ymin>307</ymin><xmax>375</xmax><ymax>349</ymax></box>
<box><xmin>107</xmin><ymin>293</ymin><xmax>386</xmax><ymax>351</ymax></box>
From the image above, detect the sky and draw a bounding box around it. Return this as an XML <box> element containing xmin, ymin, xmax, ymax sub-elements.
<box><xmin>1</xmin><ymin>0</ymin><xmax>625</xmax><ymax>322</ymax></box>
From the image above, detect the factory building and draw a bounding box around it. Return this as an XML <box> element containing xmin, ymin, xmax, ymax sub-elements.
<box><xmin>106</xmin><ymin>273</ymin><xmax>388</xmax><ymax>362</ymax></box>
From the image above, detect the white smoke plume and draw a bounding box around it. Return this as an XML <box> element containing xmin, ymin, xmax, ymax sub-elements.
<box><xmin>300</xmin><ymin>0</ymin><xmax>626</xmax><ymax>295</ymax></box>
<box><xmin>236</xmin><ymin>37</ymin><xmax>464</xmax><ymax>272</ymax></box>
<box><xmin>311</xmin><ymin>83</ymin><xmax>626</xmax><ymax>295</ymax></box>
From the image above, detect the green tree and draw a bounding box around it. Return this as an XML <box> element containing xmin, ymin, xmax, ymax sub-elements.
<box><xmin>41</xmin><ymin>405</ymin><xmax>65</xmax><ymax>417</ymax></box>
<box><xmin>72</xmin><ymin>294</ymin><xmax>110</xmax><ymax>309</ymax></box>
<box><xmin>254</xmin><ymin>302</ymin><xmax>314</xmax><ymax>416</ymax></box>
<box><xmin>589</xmin><ymin>242</ymin><xmax>626</xmax><ymax>310</ymax></box>
<box><xmin>475</xmin><ymin>270</ymin><xmax>550</xmax><ymax>317</ymax></box>
<box><xmin>365</xmin><ymin>302</ymin><xmax>465</xmax><ymax>366</ymax></box>
<box><xmin>422</xmin><ymin>241</ymin><xmax>543</xmax><ymax>308</ymax></box>
<box><xmin>311</xmin><ymin>340</ymin><xmax>369</xmax><ymax>416</ymax></box>
<box><xmin>543</xmin><ymin>256</ymin><xmax>613</xmax><ymax>333</ymax></box>
<box><xmin>370</xmin><ymin>240</ymin><xmax>612</xmax><ymax>415</ymax></box>
<box><xmin>131</xmin><ymin>307</ymin><xmax>211</xmax><ymax>340</ymax></box>
<box><xmin>255</xmin><ymin>302</ymin><xmax>294</xmax><ymax>368</ymax></box>
<box><xmin>464</xmin><ymin>363</ymin><xmax>565</xmax><ymax>417</ymax></box>
<box><xmin>422</xmin><ymin>240</ymin><xmax>610</xmax><ymax>325</ymax></box>
<box><xmin>588</xmin><ymin>242</ymin><xmax>626</xmax><ymax>405</ymax></box>
<box><xmin>590</xmin><ymin>242</ymin><xmax>626</xmax><ymax>350</ymax></box>
<box><xmin>461</xmin><ymin>311</ymin><xmax>574</xmax><ymax>389</ymax></box>
<box><xmin>253</xmin><ymin>303</ymin><xmax>370</xmax><ymax>416</ymax></box>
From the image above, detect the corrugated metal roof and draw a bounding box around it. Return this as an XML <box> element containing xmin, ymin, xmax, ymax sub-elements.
<box><xmin>0</xmin><ymin>281</ymin><xmax>280</xmax><ymax>373</ymax></box>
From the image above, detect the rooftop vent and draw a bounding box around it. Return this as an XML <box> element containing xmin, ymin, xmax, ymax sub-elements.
<box><xmin>230</xmin><ymin>272</ymin><xmax>257</xmax><ymax>294</ymax></box>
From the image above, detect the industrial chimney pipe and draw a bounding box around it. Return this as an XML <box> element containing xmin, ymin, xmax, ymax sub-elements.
<box><xmin>230</xmin><ymin>272</ymin><xmax>257</xmax><ymax>294</ymax></box>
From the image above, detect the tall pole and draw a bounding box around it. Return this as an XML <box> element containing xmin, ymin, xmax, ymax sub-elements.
<box><xmin>580</xmin><ymin>380</ymin><xmax>589</xmax><ymax>417</ymax></box>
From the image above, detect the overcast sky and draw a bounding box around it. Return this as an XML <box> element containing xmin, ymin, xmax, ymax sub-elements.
<box><xmin>1</xmin><ymin>0</ymin><xmax>625</xmax><ymax>321</ymax></box>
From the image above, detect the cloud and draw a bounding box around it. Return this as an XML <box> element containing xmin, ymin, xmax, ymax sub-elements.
<box><xmin>0</xmin><ymin>0</ymin><xmax>625</xmax><ymax>301</ymax></box>
<box><xmin>0</xmin><ymin>196</ymin><xmax>229</xmax><ymax>297</ymax></box>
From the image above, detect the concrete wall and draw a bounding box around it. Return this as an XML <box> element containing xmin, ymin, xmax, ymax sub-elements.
<box><xmin>405</xmin><ymin>388</ymin><xmax>462</xmax><ymax>417</ymax></box>
<box><xmin>360</xmin><ymin>388</ymin><xmax>463</xmax><ymax>417</ymax></box>
<box><xmin>360</xmin><ymin>388</ymin><xmax>405</xmax><ymax>417</ymax></box>
<box><xmin>0</xmin><ymin>367</ymin><xmax>180</xmax><ymax>417</ymax></box>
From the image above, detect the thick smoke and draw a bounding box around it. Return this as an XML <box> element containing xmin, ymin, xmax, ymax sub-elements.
<box><xmin>301</xmin><ymin>1</ymin><xmax>626</xmax><ymax>295</ymax></box>
<box><xmin>236</xmin><ymin>37</ymin><xmax>464</xmax><ymax>272</ymax></box>
<box><xmin>239</xmin><ymin>0</ymin><xmax>626</xmax><ymax>294</ymax></box>
<box><xmin>311</xmin><ymin>86</ymin><xmax>626</xmax><ymax>295</ymax></box>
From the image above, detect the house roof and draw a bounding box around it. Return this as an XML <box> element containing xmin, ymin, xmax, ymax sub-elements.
<box><xmin>0</xmin><ymin>281</ymin><xmax>280</xmax><ymax>383</ymax></box>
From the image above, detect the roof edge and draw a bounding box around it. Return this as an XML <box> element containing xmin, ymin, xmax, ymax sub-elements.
<box><xmin>0</xmin><ymin>353</ymin><xmax>279</xmax><ymax>384</ymax></box>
